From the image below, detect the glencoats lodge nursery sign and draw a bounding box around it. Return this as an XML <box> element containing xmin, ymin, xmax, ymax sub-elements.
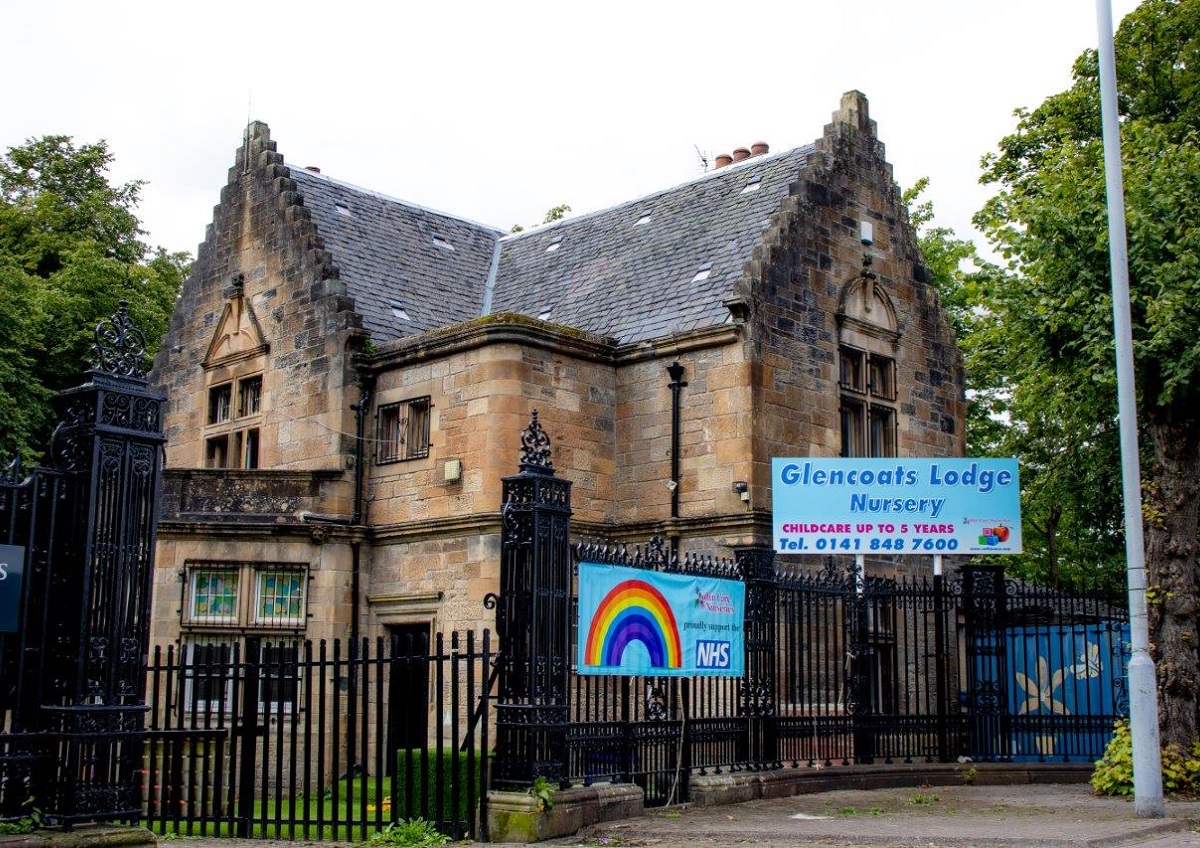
<box><xmin>772</xmin><ymin>458</ymin><xmax>1022</xmax><ymax>555</ymax></box>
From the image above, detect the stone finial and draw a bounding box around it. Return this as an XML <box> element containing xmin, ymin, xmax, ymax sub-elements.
<box><xmin>518</xmin><ymin>410</ymin><xmax>554</xmax><ymax>474</ymax></box>
<box><xmin>90</xmin><ymin>300</ymin><xmax>148</xmax><ymax>380</ymax></box>
<box><xmin>836</xmin><ymin>90</ymin><xmax>872</xmax><ymax>133</ymax></box>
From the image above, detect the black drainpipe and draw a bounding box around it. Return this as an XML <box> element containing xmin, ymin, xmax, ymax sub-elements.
<box><xmin>667</xmin><ymin>361</ymin><xmax>687</xmax><ymax>560</ymax></box>
<box><xmin>348</xmin><ymin>375</ymin><xmax>374</xmax><ymax>648</ymax></box>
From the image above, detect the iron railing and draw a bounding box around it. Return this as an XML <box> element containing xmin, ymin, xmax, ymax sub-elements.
<box><xmin>143</xmin><ymin>631</ymin><xmax>494</xmax><ymax>842</ymax></box>
<box><xmin>565</xmin><ymin>541</ymin><xmax>1129</xmax><ymax>806</ymax></box>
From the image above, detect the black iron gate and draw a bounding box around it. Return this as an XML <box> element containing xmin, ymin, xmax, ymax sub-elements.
<box><xmin>0</xmin><ymin>303</ymin><xmax>165</xmax><ymax>826</ymax></box>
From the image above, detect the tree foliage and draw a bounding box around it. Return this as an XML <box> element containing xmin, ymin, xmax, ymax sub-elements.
<box><xmin>905</xmin><ymin>180</ymin><xmax>1126</xmax><ymax>592</ymax></box>
<box><xmin>974</xmin><ymin>0</ymin><xmax>1200</xmax><ymax>748</ymax></box>
<box><xmin>0</xmin><ymin>136</ymin><xmax>185</xmax><ymax>461</ymax></box>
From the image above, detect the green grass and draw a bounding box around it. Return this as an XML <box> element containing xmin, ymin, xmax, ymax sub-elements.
<box><xmin>145</xmin><ymin>755</ymin><xmax>482</xmax><ymax>841</ymax></box>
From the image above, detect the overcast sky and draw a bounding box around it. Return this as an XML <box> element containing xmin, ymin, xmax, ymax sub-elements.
<box><xmin>5</xmin><ymin>1</ymin><xmax>1141</xmax><ymax>261</ymax></box>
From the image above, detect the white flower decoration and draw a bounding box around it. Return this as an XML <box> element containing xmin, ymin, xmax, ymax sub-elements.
<box><xmin>1015</xmin><ymin>655</ymin><xmax>1069</xmax><ymax>715</ymax></box>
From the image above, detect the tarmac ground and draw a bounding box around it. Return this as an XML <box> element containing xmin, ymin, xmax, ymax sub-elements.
<box><xmin>535</xmin><ymin>782</ymin><xmax>1200</xmax><ymax>848</ymax></box>
<box><xmin>146</xmin><ymin>782</ymin><xmax>1200</xmax><ymax>848</ymax></box>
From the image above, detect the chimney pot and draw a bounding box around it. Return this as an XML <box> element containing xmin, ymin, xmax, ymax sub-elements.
<box><xmin>714</xmin><ymin>153</ymin><xmax>734</xmax><ymax>169</ymax></box>
<box><xmin>751</xmin><ymin>141</ymin><xmax>769</xmax><ymax>156</ymax></box>
<box><xmin>732</xmin><ymin>147</ymin><xmax>751</xmax><ymax>163</ymax></box>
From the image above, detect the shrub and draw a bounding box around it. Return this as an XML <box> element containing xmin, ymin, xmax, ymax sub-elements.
<box><xmin>368</xmin><ymin>818</ymin><xmax>449</xmax><ymax>848</ymax></box>
<box><xmin>393</xmin><ymin>749</ymin><xmax>484</xmax><ymax>826</ymax></box>
<box><xmin>1092</xmin><ymin>719</ymin><xmax>1200</xmax><ymax>796</ymax></box>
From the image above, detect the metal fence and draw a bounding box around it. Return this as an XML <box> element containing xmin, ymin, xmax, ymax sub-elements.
<box><xmin>143</xmin><ymin>631</ymin><xmax>494</xmax><ymax>842</ymax></box>
<box><xmin>0</xmin><ymin>304</ymin><xmax>167</xmax><ymax>827</ymax></box>
<box><xmin>565</xmin><ymin>541</ymin><xmax>1129</xmax><ymax>806</ymax></box>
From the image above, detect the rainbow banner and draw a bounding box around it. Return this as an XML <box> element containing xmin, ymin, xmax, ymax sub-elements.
<box><xmin>577</xmin><ymin>562</ymin><xmax>745</xmax><ymax>677</ymax></box>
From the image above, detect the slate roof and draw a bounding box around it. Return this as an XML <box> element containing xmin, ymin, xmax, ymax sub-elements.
<box><xmin>290</xmin><ymin>169</ymin><xmax>502</xmax><ymax>340</ymax></box>
<box><xmin>291</xmin><ymin>146</ymin><xmax>811</xmax><ymax>346</ymax></box>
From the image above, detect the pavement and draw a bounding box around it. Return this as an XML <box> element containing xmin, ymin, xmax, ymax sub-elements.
<box><xmin>530</xmin><ymin>783</ymin><xmax>1200</xmax><ymax>848</ymax></box>
<box><xmin>152</xmin><ymin>783</ymin><xmax>1200</xmax><ymax>848</ymax></box>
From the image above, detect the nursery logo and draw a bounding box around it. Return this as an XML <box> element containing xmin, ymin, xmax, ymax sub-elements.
<box><xmin>979</xmin><ymin>525</ymin><xmax>1012</xmax><ymax>547</ymax></box>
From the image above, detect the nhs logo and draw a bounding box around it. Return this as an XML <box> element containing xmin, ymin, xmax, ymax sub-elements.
<box><xmin>695</xmin><ymin>640</ymin><xmax>731</xmax><ymax>669</ymax></box>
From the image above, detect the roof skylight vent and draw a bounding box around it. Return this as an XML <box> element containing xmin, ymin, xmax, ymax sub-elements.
<box><xmin>538</xmin><ymin>310</ymin><xmax>552</xmax><ymax>320</ymax></box>
<box><xmin>741</xmin><ymin>175</ymin><xmax>763</xmax><ymax>194</ymax></box>
<box><xmin>635</xmin><ymin>211</ymin><xmax>652</xmax><ymax>226</ymax></box>
<box><xmin>432</xmin><ymin>233</ymin><xmax>455</xmax><ymax>251</ymax></box>
<box><xmin>691</xmin><ymin>262</ymin><xmax>713</xmax><ymax>283</ymax></box>
<box><xmin>390</xmin><ymin>301</ymin><xmax>410</xmax><ymax>320</ymax></box>
<box><xmin>335</xmin><ymin>202</ymin><xmax>352</xmax><ymax>216</ymax></box>
<box><xmin>546</xmin><ymin>237</ymin><xmax>562</xmax><ymax>253</ymax></box>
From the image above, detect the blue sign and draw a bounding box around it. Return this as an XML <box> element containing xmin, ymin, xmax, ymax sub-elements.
<box><xmin>0</xmin><ymin>545</ymin><xmax>25</xmax><ymax>632</ymax></box>
<box><xmin>577</xmin><ymin>562</ymin><xmax>745</xmax><ymax>677</ymax></box>
<box><xmin>772</xmin><ymin>458</ymin><xmax>1022</xmax><ymax>555</ymax></box>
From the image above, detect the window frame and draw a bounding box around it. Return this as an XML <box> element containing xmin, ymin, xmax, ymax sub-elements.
<box><xmin>238</xmin><ymin>375</ymin><xmax>262</xmax><ymax>417</ymax></box>
<box><xmin>183</xmin><ymin>638</ymin><xmax>236</xmax><ymax>713</ymax></box>
<box><xmin>203</xmin><ymin>371</ymin><xmax>264</xmax><ymax>469</ymax></box>
<box><xmin>187</xmin><ymin>567</ymin><xmax>241</xmax><ymax>625</ymax></box>
<box><xmin>258</xmin><ymin>641</ymin><xmax>301</xmax><ymax>712</ymax></box>
<box><xmin>208</xmin><ymin>383</ymin><xmax>232</xmax><ymax>425</ymax></box>
<box><xmin>181</xmin><ymin>561</ymin><xmax>308</xmax><ymax>715</ymax></box>
<box><xmin>253</xmin><ymin>567</ymin><xmax>307</xmax><ymax>628</ymax></box>
<box><xmin>180</xmin><ymin>638</ymin><xmax>302</xmax><ymax>714</ymax></box>
<box><xmin>839</xmin><ymin>344</ymin><xmax>898</xmax><ymax>458</ymax></box>
<box><xmin>376</xmin><ymin>396</ymin><xmax>432</xmax><ymax>464</ymax></box>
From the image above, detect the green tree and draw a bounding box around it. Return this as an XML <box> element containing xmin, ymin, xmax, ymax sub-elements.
<box><xmin>975</xmin><ymin>0</ymin><xmax>1200</xmax><ymax>748</ymax></box>
<box><xmin>510</xmin><ymin>203</ymin><xmax>573</xmax><ymax>233</ymax></box>
<box><xmin>906</xmin><ymin>180</ymin><xmax>1126</xmax><ymax>591</ymax></box>
<box><xmin>0</xmin><ymin>136</ymin><xmax>185</xmax><ymax>460</ymax></box>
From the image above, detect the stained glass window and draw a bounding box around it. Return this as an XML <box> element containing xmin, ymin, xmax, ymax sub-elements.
<box><xmin>190</xmin><ymin>570</ymin><xmax>238</xmax><ymax>622</ymax></box>
<box><xmin>256</xmin><ymin>569</ymin><xmax>305</xmax><ymax>625</ymax></box>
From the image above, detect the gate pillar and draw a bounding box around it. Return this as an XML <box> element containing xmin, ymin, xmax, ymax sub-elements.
<box><xmin>735</xmin><ymin>546</ymin><xmax>779</xmax><ymax>770</ymax></box>
<box><xmin>491</xmin><ymin>411</ymin><xmax>573</xmax><ymax>788</ymax></box>
<box><xmin>35</xmin><ymin>302</ymin><xmax>166</xmax><ymax>823</ymax></box>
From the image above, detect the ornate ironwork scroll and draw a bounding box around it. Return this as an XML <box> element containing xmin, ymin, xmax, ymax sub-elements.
<box><xmin>518</xmin><ymin>409</ymin><xmax>554</xmax><ymax>474</ymax></box>
<box><xmin>90</xmin><ymin>300</ymin><xmax>149</xmax><ymax>380</ymax></box>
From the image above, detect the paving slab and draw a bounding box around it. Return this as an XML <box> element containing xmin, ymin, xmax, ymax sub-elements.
<box><xmin>536</xmin><ymin>784</ymin><xmax>1200</xmax><ymax>848</ymax></box>
<box><xmin>144</xmin><ymin>783</ymin><xmax>1200</xmax><ymax>848</ymax></box>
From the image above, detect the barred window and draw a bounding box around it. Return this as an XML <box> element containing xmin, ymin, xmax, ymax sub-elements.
<box><xmin>184</xmin><ymin>562</ymin><xmax>307</xmax><ymax>630</ymax></box>
<box><xmin>255</xmin><ymin>568</ymin><xmax>306</xmax><ymax>626</ymax></box>
<box><xmin>377</xmin><ymin>397</ymin><xmax>431</xmax><ymax>463</ymax></box>
<box><xmin>189</xmin><ymin>568</ymin><xmax>239</xmax><ymax>623</ymax></box>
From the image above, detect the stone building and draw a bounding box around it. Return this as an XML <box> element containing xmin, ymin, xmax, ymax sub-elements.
<box><xmin>147</xmin><ymin>91</ymin><xmax>965</xmax><ymax>709</ymax></box>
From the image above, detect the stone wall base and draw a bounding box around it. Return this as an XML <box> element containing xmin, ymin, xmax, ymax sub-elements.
<box><xmin>689</xmin><ymin>762</ymin><xmax>1093</xmax><ymax>806</ymax></box>
<box><xmin>487</xmin><ymin>783</ymin><xmax>644</xmax><ymax>843</ymax></box>
<box><xmin>0</xmin><ymin>825</ymin><xmax>155</xmax><ymax>848</ymax></box>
